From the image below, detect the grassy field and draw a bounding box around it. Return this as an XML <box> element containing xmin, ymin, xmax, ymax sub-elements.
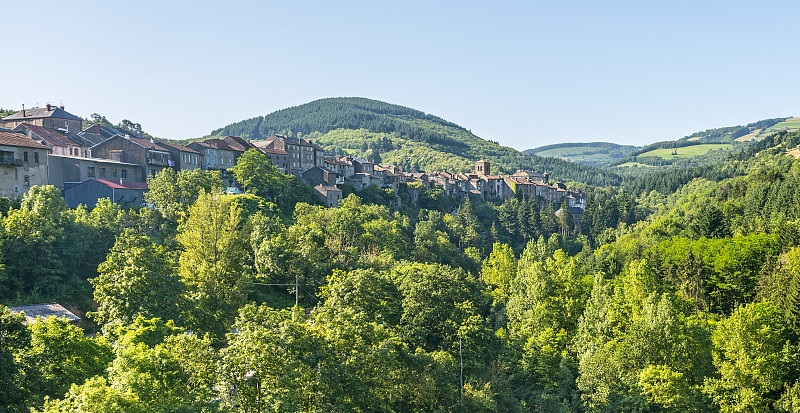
<box><xmin>638</xmin><ymin>144</ymin><xmax>734</xmax><ymax>159</ymax></box>
<box><xmin>735</xmin><ymin>129</ymin><xmax>763</xmax><ymax>142</ymax></box>
<box><xmin>767</xmin><ymin>118</ymin><xmax>800</xmax><ymax>132</ymax></box>
<box><xmin>616</xmin><ymin>162</ymin><xmax>656</xmax><ymax>168</ymax></box>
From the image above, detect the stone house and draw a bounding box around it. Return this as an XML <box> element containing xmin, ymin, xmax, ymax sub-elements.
<box><xmin>0</xmin><ymin>130</ymin><xmax>49</xmax><ymax>197</ymax></box>
<box><xmin>255</xmin><ymin>135</ymin><xmax>324</xmax><ymax>172</ymax></box>
<box><xmin>314</xmin><ymin>184</ymin><xmax>343</xmax><ymax>208</ymax></box>
<box><xmin>196</xmin><ymin>139</ymin><xmax>241</xmax><ymax>170</ymax></box>
<box><xmin>0</xmin><ymin>105</ymin><xmax>83</xmax><ymax>134</ymax></box>
<box><xmin>91</xmin><ymin>135</ymin><xmax>173</xmax><ymax>181</ymax></box>
<box><xmin>48</xmin><ymin>154</ymin><xmax>142</xmax><ymax>190</ymax></box>
<box><xmin>302</xmin><ymin>166</ymin><xmax>338</xmax><ymax>187</ymax></box>
<box><xmin>325</xmin><ymin>157</ymin><xmax>355</xmax><ymax>180</ymax></box>
<box><xmin>13</xmin><ymin>123</ymin><xmax>88</xmax><ymax>157</ymax></box>
<box><xmin>158</xmin><ymin>142</ymin><xmax>201</xmax><ymax>171</ymax></box>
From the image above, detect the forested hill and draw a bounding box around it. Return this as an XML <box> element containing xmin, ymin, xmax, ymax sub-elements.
<box><xmin>209</xmin><ymin>97</ymin><xmax>623</xmax><ymax>186</ymax></box>
<box><xmin>523</xmin><ymin>142</ymin><xmax>638</xmax><ymax>167</ymax></box>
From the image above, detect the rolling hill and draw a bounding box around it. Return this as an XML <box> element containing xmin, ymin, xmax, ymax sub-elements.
<box><xmin>209</xmin><ymin>98</ymin><xmax>623</xmax><ymax>186</ymax></box>
<box><xmin>610</xmin><ymin>116</ymin><xmax>797</xmax><ymax>176</ymax></box>
<box><xmin>523</xmin><ymin>142</ymin><xmax>638</xmax><ymax>167</ymax></box>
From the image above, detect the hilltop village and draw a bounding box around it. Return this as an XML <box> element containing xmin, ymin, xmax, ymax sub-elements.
<box><xmin>0</xmin><ymin>105</ymin><xmax>585</xmax><ymax>220</ymax></box>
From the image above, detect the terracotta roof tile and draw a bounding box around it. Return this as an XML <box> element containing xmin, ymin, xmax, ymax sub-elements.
<box><xmin>0</xmin><ymin>130</ymin><xmax>48</xmax><ymax>149</ymax></box>
<box><xmin>158</xmin><ymin>142</ymin><xmax>200</xmax><ymax>154</ymax></box>
<box><xmin>92</xmin><ymin>179</ymin><xmax>149</xmax><ymax>190</ymax></box>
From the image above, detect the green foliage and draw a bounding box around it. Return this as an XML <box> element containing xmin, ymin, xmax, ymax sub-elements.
<box><xmin>0</xmin><ymin>305</ymin><xmax>30</xmax><ymax>410</ymax></box>
<box><xmin>231</xmin><ymin>148</ymin><xmax>320</xmax><ymax>216</ymax></box>
<box><xmin>145</xmin><ymin>168</ymin><xmax>224</xmax><ymax>220</ymax></box>
<box><xmin>178</xmin><ymin>193</ymin><xmax>252</xmax><ymax>343</ymax></box>
<box><xmin>0</xmin><ymin>186</ymin><xmax>123</xmax><ymax>308</ymax></box>
<box><xmin>42</xmin><ymin>331</ymin><xmax>220</xmax><ymax>412</ymax></box>
<box><xmin>703</xmin><ymin>301</ymin><xmax>800</xmax><ymax>412</ymax></box>
<box><xmin>91</xmin><ymin>230</ymin><xmax>185</xmax><ymax>335</ymax></box>
<box><xmin>18</xmin><ymin>317</ymin><xmax>113</xmax><ymax>407</ymax></box>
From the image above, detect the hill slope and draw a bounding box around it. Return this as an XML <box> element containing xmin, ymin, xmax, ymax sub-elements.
<box><xmin>523</xmin><ymin>142</ymin><xmax>638</xmax><ymax>167</ymax></box>
<box><xmin>610</xmin><ymin>116</ymin><xmax>797</xmax><ymax>176</ymax></box>
<box><xmin>210</xmin><ymin>97</ymin><xmax>623</xmax><ymax>186</ymax></box>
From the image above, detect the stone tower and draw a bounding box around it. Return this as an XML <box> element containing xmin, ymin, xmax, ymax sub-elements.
<box><xmin>475</xmin><ymin>159</ymin><xmax>490</xmax><ymax>176</ymax></box>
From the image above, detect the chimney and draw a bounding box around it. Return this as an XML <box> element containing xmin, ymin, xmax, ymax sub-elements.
<box><xmin>60</xmin><ymin>105</ymin><xmax>65</xmax><ymax>110</ymax></box>
<box><xmin>46</xmin><ymin>104</ymin><xmax>52</xmax><ymax>111</ymax></box>
<box><xmin>22</xmin><ymin>104</ymin><xmax>25</xmax><ymax>117</ymax></box>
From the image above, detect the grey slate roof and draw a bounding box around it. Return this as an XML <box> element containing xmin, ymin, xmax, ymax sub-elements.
<box><xmin>7</xmin><ymin>303</ymin><xmax>80</xmax><ymax>324</ymax></box>
<box><xmin>2</xmin><ymin>106</ymin><xmax>82</xmax><ymax>121</ymax></box>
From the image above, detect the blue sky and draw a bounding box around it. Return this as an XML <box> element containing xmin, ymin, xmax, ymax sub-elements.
<box><xmin>3</xmin><ymin>1</ymin><xmax>799</xmax><ymax>150</ymax></box>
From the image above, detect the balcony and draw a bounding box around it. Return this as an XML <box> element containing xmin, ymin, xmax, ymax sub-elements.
<box><xmin>147</xmin><ymin>157</ymin><xmax>171</xmax><ymax>166</ymax></box>
<box><xmin>0</xmin><ymin>158</ymin><xmax>22</xmax><ymax>167</ymax></box>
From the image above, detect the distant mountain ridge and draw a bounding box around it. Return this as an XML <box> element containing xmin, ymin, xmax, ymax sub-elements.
<box><xmin>209</xmin><ymin>97</ymin><xmax>624</xmax><ymax>187</ymax></box>
<box><xmin>524</xmin><ymin>142</ymin><xmax>639</xmax><ymax>167</ymax></box>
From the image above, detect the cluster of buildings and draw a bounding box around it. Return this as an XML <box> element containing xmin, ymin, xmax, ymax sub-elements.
<box><xmin>308</xmin><ymin>156</ymin><xmax>586</xmax><ymax>214</ymax></box>
<box><xmin>0</xmin><ymin>105</ymin><xmax>586</xmax><ymax>218</ymax></box>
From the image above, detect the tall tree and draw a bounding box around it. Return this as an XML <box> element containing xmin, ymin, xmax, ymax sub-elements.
<box><xmin>178</xmin><ymin>193</ymin><xmax>252</xmax><ymax>343</ymax></box>
<box><xmin>91</xmin><ymin>229</ymin><xmax>186</xmax><ymax>335</ymax></box>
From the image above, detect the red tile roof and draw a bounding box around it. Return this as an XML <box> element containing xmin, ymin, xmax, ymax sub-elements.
<box><xmin>18</xmin><ymin>123</ymin><xmax>81</xmax><ymax>147</ymax></box>
<box><xmin>158</xmin><ymin>142</ymin><xmax>200</xmax><ymax>154</ymax></box>
<box><xmin>0</xmin><ymin>130</ymin><xmax>48</xmax><ymax>149</ymax></box>
<box><xmin>93</xmin><ymin>179</ymin><xmax>149</xmax><ymax>190</ymax></box>
<box><xmin>205</xmin><ymin>139</ymin><xmax>242</xmax><ymax>152</ymax></box>
<box><xmin>129</xmin><ymin>136</ymin><xmax>171</xmax><ymax>151</ymax></box>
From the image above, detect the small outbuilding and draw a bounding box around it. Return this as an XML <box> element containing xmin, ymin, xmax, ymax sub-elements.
<box><xmin>63</xmin><ymin>178</ymin><xmax>148</xmax><ymax>208</ymax></box>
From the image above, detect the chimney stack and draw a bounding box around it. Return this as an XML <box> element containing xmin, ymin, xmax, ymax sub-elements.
<box><xmin>60</xmin><ymin>105</ymin><xmax>65</xmax><ymax>110</ymax></box>
<box><xmin>21</xmin><ymin>104</ymin><xmax>25</xmax><ymax>117</ymax></box>
<box><xmin>46</xmin><ymin>104</ymin><xmax>52</xmax><ymax>111</ymax></box>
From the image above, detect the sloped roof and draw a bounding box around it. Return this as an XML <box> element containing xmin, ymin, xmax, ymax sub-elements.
<box><xmin>158</xmin><ymin>142</ymin><xmax>199</xmax><ymax>154</ymax></box>
<box><xmin>259</xmin><ymin>147</ymin><xmax>289</xmax><ymax>155</ymax></box>
<box><xmin>15</xmin><ymin>123</ymin><xmax>82</xmax><ymax>147</ymax></box>
<box><xmin>91</xmin><ymin>179</ymin><xmax>149</xmax><ymax>190</ymax></box>
<box><xmin>223</xmin><ymin>135</ymin><xmax>257</xmax><ymax>151</ymax></box>
<box><xmin>205</xmin><ymin>138</ymin><xmax>242</xmax><ymax>152</ymax></box>
<box><xmin>7</xmin><ymin>303</ymin><xmax>80</xmax><ymax>324</ymax></box>
<box><xmin>128</xmin><ymin>136</ymin><xmax>171</xmax><ymax>151</ymax></box>
<box><xmin>2</xmin><ymin>106</ymin><xmax>82</xmax><ymax>121</ymax></box>
<box><xmin>0</xmin><ymin>130</ymin><xmax>48</xmax><ymax>149</ymax></box>
<box><xmin>49</xmin><ymin>154</ymin><xmax>139</xmax><ymax>166</ymax></box>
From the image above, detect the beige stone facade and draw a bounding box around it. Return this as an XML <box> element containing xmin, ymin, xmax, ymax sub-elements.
<box><xmin>0</xmin><ymin>130</ymin><xmax>49</xmax><ymax>198</ymax></box>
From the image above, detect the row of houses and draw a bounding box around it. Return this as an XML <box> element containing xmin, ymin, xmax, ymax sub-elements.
<box><xmin>0</xmin><ymin>105</ymin><xmax>585</xmax><ymax>215</ymax></box>
<box><xmin>0</xmin><ymin>106</ymin><xmax>329</xmax><ymax>207</ymax></box>
<box><xmin>302</xmin><ymin>155</ymin><xmax>586</xmax><ymax>210</ymax></box>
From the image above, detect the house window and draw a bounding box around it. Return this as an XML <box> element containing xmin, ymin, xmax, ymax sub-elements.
<box><xmin>14</xmin><ymin>168</ymin><xmax>18</xmax><ymax>180</ymax></box>
<box><xmin>112</xmin><ymin>169</ymin><xmax>117</xmax><ymax>178</ymax></box>
<box><xmin>34</xmin><ymin>152</ymin><xmax>39</xmax><ymax>163</ymax></box>
<box><xmin>121</xmin><ymin>169</ymin><xmax>127</xmax><ymax>179</ymax></box>
<box><xmin>99</xmin><ymin>168</ymin><xmax>106</xmax><ymax>178</ymax></box>
<box><xmin>24</xmin><ymin>176</ymin><xmax>29</xmax><ymax>186</ymax></box>
<box><xmin>23</xmin><ymin>152</ymin><xmax>28</xmax><ymax>162</ymax></box>
<box><xmin>87</xmin><ymin>167</ymin><xmax>95</xmax><ymax>177</ymax></box>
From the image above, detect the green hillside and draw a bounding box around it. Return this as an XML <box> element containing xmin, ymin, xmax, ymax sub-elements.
<box><xmin>679</xmin><ymin>117</ymin><xmax>789</xmax><ymax>143</ymax></box>
<box><xmin>523</xmin><ymin>142</ymin><xmax>638</xmax><ymax>166</ymax></box>
<box><xmin>209</xmin><ymin>97</ymin><xmax>623</xmax><ymax>186</ymax></box>
<box><xmin>610</xmin><ymin>116</ymin><xmax>796</xmax><ymax>177</ymax></box>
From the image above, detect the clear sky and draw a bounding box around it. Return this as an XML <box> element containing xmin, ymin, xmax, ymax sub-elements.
<box><xmin>3</xmin><ymin>0</ymin><xmax>799</xmax><ymax>150</ymax></box>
